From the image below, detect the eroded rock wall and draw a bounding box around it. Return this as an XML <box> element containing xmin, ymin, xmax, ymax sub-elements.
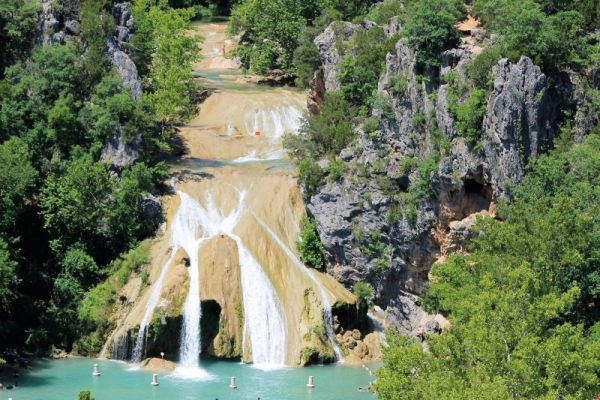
<box><xmin>308</xmin><ymin>21</ymin><xmax>559</xmax><ymax>334</ymax></box>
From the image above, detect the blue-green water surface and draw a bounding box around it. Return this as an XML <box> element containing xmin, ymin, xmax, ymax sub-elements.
<box><xmin>0</xmin><ymin>358</ymin><xmax>377</xmax><ymax>400</ymax></box>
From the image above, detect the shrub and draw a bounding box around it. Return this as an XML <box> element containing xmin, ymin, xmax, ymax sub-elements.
<box><xmin>363</xmin><ymin>116</ymin><xmax>379</xmax><ymax>134</ymax></box>
<box><xmin>453</xmin><ymin>88</ymin><xmax>487</xmax><ymax>143</ymax></box>
<box><xmin>78</xmin><ymin>390</ymin><xmax>95</xmax><ymax>400</ymax></box>
<box><xmin>467</xmin><ymin>46</ymin><xmax>502</xmax><ymax>89</ymax></box>
<box><xmin>405</xmin><ymin>0</ymin><xmax>462</xmax><ymax>71</ymax></box>
<box><xmin>290</xmin><ymin>93</ymin><xmax>355</xmax><ymax>159</ymax></box>
<box><xmin>327</xmin><ymin>159</ymin><xmax>345</xmax><ymax>182</ymax></box>
<box><xmin>77</xmin><ymin>282</ymin><xmax>114</xmax><ymax>329</ymax></box>
<box><xmin>389</xmin><ymin>73</ymin><xmax>408</xmax><ymax>95</ymax></box>
<box><xmin>297</xmin><ymin>216</ymin><xmax>325</xmax><ymax>269</ymax></box>
<box><xmin>339</xmin><ymin>56</ymin><xmax>379</xmax><ymax>109</ymax></box>
<box><xmin>353</xmin><ymin>281</ymin><xmax>374</xmax><ymax>300</ymax></box>
<box><xmin>366</xmin><ymin>0</ymin><xmax>404</xmax><ymax>24</ymax></box>
<box><xmin>298</xmin><ymin>158</ymin><xmax>325</xmax><ymax>199</ymax></box>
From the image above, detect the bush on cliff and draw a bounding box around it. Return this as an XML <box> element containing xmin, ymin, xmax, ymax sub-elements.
<box><xmin>298</xmin><ymin>216</ymin><xmax>325</xmax><ymax>269</ymax></box>
<box><xmin>405</xmin><ymin>0</ymin><xmax>462</xmax><ymax>71</ymax></box>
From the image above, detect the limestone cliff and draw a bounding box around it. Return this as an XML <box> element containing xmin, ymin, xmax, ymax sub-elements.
<box><xmin>306</xmin><ymin>19</ymin><xmax>573</xmax><ymax>335</ymax></box>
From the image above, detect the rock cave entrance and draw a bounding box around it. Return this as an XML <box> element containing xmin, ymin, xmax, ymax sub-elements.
<box><xmin>200</xmin><ymin>300</ymin><xmax>222</xmax><ymax>354</ymax></box>
<box><xmin>461</xmin><ymin>174</ymin><xmax>492</xmax><ymax>216</ymax></box>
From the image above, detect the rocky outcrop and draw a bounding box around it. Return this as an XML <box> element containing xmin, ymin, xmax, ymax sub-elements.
<box><xmin>101</xmin><ymin>134</ymin><xmax>141</xmax><ymax>169</ymax></box>
<box><xmin>37</xmin><ymin>0</ymin><xmax>79</xmax><ymax>45</ymax></box>
<box><xmin>307</xmin><ymin>22</ymin><xmax>559</xmax><ymax>334</ymax></box>
<box><xmin>314</xmin><ymin>21</ymin><xmax>378</xmax><ymax>92</ymax></box>
<box><xmin>107</xmin><ymin>3</ymin><xmax>142</xmax><ymax>100</ymax></box>
<box><xmin>482</xmin><ymin>57</ymin><xmax>555</xmax><ymax>198</ymax></box>
<box><xmin>307</xmin><ymin>71</ymin><xmax>326</xmax><ymax>115</ymax></box>
<box><xmin>106</xmin><ymin>38</ymin><xmax>142</xmax><ymax>100</ymax></box>
<box><xmin>199</xmin><ymin>236</ymin><xmax>244</xmax><ymax>359</ymax></box>
<box><xmin>100</xmin><ymin>3</ymin><xmax>143</xmax><ymax>168</ymax></box>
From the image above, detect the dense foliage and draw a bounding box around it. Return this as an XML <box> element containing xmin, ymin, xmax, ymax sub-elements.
<box><xmin>228</xmin><ymin>0</ymin><xmax>376</xmax><ymax>74</ymax></box>
<box><xmin>297</xmin><ymin>216</ymin><xmax>325</xmax><ymax>269</ymax></box>
<box><xmin>375</xmin><ymin>135</ymin><xmax>600</xmax><ymax>399</ymax></box>
<box><xmin>404</xmin><ymin>0</ymin><xmax>462</xmax><ymax>71</ymax></box>
<box><xmin>0</xmin><ymin>0</ymin><xmax>198</xmax><ymax>353</ymax></box>
<box><xmin>472</xmin><ymin>0</ymin><xmax>596</xmax><ymax>73</ymax></box>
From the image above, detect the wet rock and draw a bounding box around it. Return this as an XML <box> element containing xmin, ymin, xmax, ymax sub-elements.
<box><xmin>140</xmin><ymin>357</ymin><xmax>177</xmax><ymax>372</ymax></box>
<box><xmin>256</xmin><ymin>69</ymin><xmax>294</xmax><ymax>86</ymax></box>
<box><xmin>353</xmin><ymin>341</ymin><xmax>368</xmax><ymax>358</ymax></box>
<box><xmin>141</xmin><ymin>194</ymin><xmax>163</xmax><ymax>229</ymax></box>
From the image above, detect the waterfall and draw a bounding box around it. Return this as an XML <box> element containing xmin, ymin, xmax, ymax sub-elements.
<box><xmin>171</xmin><ymin>191</ymin><xmax>207</xmax><ymax>377</ymax></box>
<box><xmin>111</xmin><ymin>334</ymin><xmax>130</xmax><ymax>361</ymax></box>
<box><xmin>131</xmin><ymin>249</ymin><xmax>177</xmax><ymax>363</ymax></box>
<box><xmin>232</xmin><ymin>235</ymin><xmax>286</xmax><ymax>367</ymax></box>
<box><xmin>173</xmin><ymin>190</ymin><xmax>286</xmax><ymax>368</ymax></box>
<box><xmin>243</xmin><ymin>105</ymin><xmax>303</xmax><ymax>138</ymax></box>
<box><xmin>252</xmin><ymin>214</ymin><xmax>344</xmax><ymax>361</ymax></box>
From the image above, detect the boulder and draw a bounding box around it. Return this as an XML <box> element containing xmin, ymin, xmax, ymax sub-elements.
<box><xmin>65</xmin><ymin>20</ymin><xmax>80</xmax><ymax>35</ymax></box>
<box><xmin>106</xmin><ymin>38</ymin><xmax>142</xmax><ymax>100</ymax></box>
<box><xmin>101</xmin><ymin>134</ymin><xmax>141</xmax><ymax>168</ymax></box>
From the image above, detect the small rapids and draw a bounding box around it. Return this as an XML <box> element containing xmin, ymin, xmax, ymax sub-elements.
<box><xmin>243</xmin><ymin>105</ymin><xmax>303</xmax><ymax>139</ymax></box>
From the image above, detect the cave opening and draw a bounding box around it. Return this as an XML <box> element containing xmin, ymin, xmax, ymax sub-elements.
<box><xmin>200</xmin><ymin>299</ymin><xmax>222</xmax><ymax>354</ymax></box>
<box><xmin>461</xmin><ymin>175</ymin><xmax>493</xmax><ymax>216</ymax></box>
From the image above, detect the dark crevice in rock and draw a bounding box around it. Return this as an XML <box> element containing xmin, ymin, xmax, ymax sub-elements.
<box><xmin>200</xmin><ymin>300</ymin><xmax>221</xmax><ymax>355</ymax></box>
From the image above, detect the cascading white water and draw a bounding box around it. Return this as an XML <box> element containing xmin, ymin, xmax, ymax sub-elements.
<box><xmin>252</xmin><ymin>214</ymin><xmax>344</xmax><ymax>361</ymax></box>
<box><xmin>243</xmin><ymin>105</ymin><xmax>303</xmax><ymax>139</ymax></box>
<box><xmin>232</xmin><ymin>235</ymin><xmax>287</xmax><ymax>367</ymax></box>
<box><xmin>130</xmin><ymin>249</ymin><xmax>177</xmax><ymax>363</ymax></box>
<box><xmin>171</xmin><ymin>191</ymin><xmax>210</xmax><ymax>378</ymax></box>
<box><xmin>174</xmin><ymin>190</ymin><xmax>286</xmax><ymax>368</ymax></box>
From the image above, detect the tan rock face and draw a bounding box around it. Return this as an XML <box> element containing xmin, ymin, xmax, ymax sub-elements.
<box><xmin>199</xmin><ymin>235</ymin><xmax>244</xmax><ymax>359</ymax></box>
<box><xmin>140</xmin><ymin>357</ymin><xmax>177</xmax><ymax>372</ymax></box>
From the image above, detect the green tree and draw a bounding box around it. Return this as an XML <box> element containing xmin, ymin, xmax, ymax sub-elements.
<box><xmin>405</xmin><ymin>0</ymin><xmax>461</xmax><ymax>71</ymax></box>
<box><xmin>133</xmin><ymin>0</ymin><xmax>201</xmax><ymax>127</ymax></box>
<box><xmin>80</xmin><ymin>74</ymin><xmax>152</xmax><ymax>153</ymax></box>
<box><xmin>298</xmin><ymin>216</ymin><xmax>325</xmax><ymax>269</ymax></box>
<box><xmin>0</xmin><ymin>137</ymin><xmax>38</xmax><ymax>233</ymax></box>
<box><xmin>40</xmin><ymin>154</ymin><xmax>115</xmax><ymax>258</ymax></box>
<box><xmin>288</xmin><ymin>93</ymin><xmax>355</xmax><ymax>158</ymax></box>
<box><xmin>0</xmin><ymin>238</ymin><xmax>19</xmax><ymax>314</ymax></box>
<box><xmin>0</xmin><ymin>0</ymin><xmax>41</xmax><ymax>76</ymax></box>
<box><xmin>229</xmin><ymin>0</ymin><xmax>307</xmax><ymax>73</ymax></box>
<box><xmin>0</xmin><ymin>44</ymin><xmax>82</xmax><ymax>159</ymax></box>
<box><xmin>79</xmin><ymin>0</ymin><xmax>115</xmax><ymax>89</ymax></box>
